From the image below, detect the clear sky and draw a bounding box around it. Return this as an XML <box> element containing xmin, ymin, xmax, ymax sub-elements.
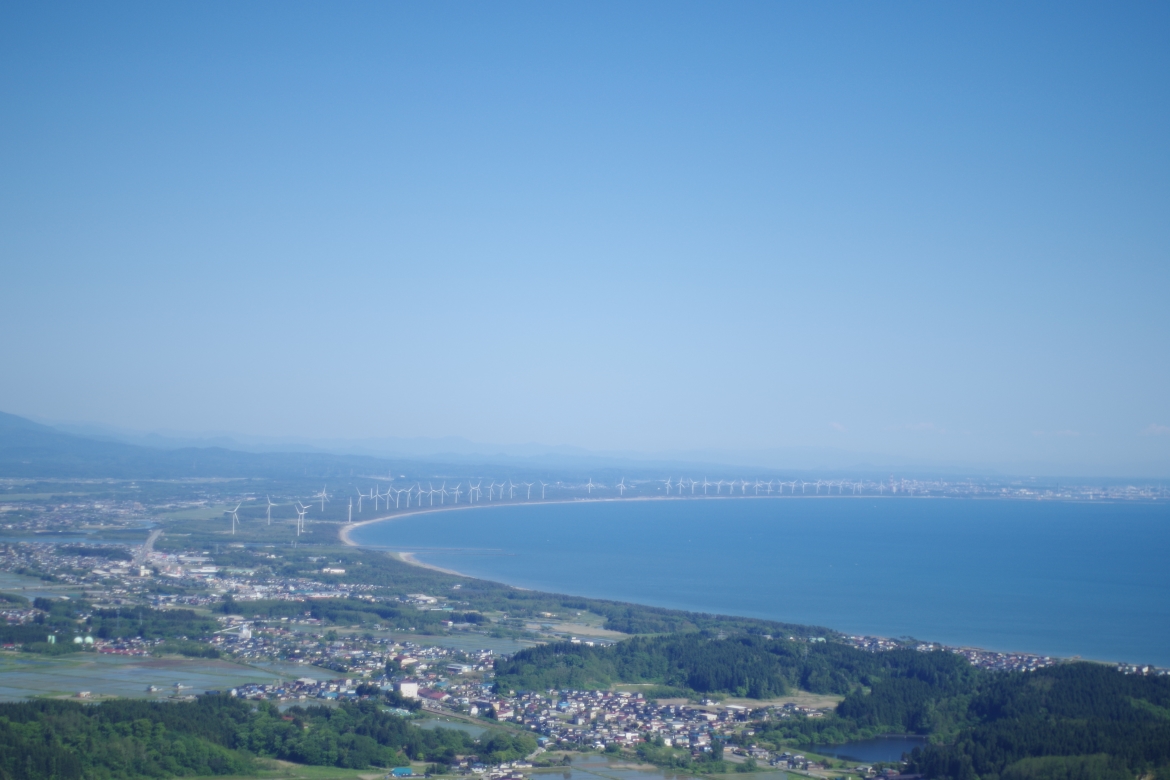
<box><xmin>2</xmin><ymin>2</ymin><xmax>1168</xmax><ymax>476</ymax></box>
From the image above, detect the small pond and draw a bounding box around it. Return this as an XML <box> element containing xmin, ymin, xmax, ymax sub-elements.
<box><xmin>807</xmin><ymin>736</ymin><xmax>928</xmax><ymax>763</ymax></box>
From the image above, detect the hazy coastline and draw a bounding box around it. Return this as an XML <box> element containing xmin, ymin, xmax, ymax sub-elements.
<box><xmin>340</xmin><ymin>497</ymin><xmax>1170</xmax><ymax>667</ymax></box>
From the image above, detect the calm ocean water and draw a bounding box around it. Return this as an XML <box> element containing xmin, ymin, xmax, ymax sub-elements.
<box><xmin>349</xmin><ymin>498</ymin><xmax>1170</xmax><ymax>666</ymax></box>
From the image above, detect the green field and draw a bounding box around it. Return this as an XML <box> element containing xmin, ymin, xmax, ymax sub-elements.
<box><xmin>0</xmin><ymin>651</ymin><xmax>337</xmax><ymax>701</ymax></box>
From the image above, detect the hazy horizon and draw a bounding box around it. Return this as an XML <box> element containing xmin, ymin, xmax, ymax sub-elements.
<box><xmin>6</xmin><ymin>410</ymin><xmax>1161</xmax><ymax>479</ymax></box>
<box><xmin>3</xmin><ymin>3</ymin><xmax>1168</xmax><ymax>477</ymax></box>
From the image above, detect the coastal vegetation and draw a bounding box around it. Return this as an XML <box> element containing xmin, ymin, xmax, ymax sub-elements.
<box><xmin>208</xmin><ymin>545</ymin><xmax>833</xmax><ymax>640</ymax></box>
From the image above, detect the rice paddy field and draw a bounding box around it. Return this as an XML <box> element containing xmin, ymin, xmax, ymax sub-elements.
<box><xmin>0</xmin><ymin>652</ymin><xmax>335</xmax><ymax>700</ymax></box>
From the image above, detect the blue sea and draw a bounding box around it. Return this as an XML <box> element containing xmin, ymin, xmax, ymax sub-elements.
<box><xmin>348</xmin><ymin>498</ymin><xmax>1170</xmax><ymax>667</ymax></box>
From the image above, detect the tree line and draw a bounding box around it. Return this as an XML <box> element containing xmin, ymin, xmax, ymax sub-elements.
<box><xmin>0</xmin><ymin>695</ymin><xmax>535</xmax><ymax>780</ymax></box>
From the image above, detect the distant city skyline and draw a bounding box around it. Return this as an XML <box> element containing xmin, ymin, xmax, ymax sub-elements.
<box><xmin>2</xmin><ymin>2</ymin><xmax>1167</xmax><ymax>476</ymax></box>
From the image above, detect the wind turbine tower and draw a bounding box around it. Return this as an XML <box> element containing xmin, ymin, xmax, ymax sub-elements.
<box><xmin>225</xmin><ymin>503</ymin><xmax>241</xmax><ymax>535</ymax></box>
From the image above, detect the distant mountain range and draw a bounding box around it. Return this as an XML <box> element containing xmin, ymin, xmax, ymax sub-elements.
<box><xmin>0</xmin><ymin>411</ymin><xmax>402</xmax><ymax>479</ymax></box>
<box><xmin>0</xmin><ymin>410</ymin><xmax>1015</xmax><ymax>480</ymax></box>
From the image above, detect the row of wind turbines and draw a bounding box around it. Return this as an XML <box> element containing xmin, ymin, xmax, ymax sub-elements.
<box><xmin>227</xmin><ymin>475</ymin><xmax>905</xmax><ymax>533</ymax></box>
<box><xmin>345</xmin><ymin>475</ymin><xmax>894</xmax><ymax>517</ymax></box>
<box><xmin>224</xmin><ymin>494</ymin><xmax>314</xmax><ymax>535</ymax></box>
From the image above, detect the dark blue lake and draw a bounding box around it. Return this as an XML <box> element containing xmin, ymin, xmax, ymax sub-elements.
<box><xmin>349</xmin><ymin>498</ymin><xmax>1170</xmax><ymax>666</ymax></box>
<box><xmin>808</xmin><ymin>736</ymin><xmax>927</xmax><ymax>763</ymax></box>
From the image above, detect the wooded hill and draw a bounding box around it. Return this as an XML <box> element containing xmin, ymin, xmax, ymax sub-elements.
<box><xmin>0</xmin><ymin>696</ymin><xmax>535</xmax><ymax>780</ymax></box>
<box><xmin>498</xmin><ymin>635</ymin><xmax>1170</xmax><ymax>780</ymax></box>
<box><xmin>495</xmin><ymin>634</ymin><xmax>978</xmax><ymax>698</ymax></box>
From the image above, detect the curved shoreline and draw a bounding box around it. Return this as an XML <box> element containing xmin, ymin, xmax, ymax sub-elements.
<box><xmin>337</xmin><ymin>497</ymin><xmax>1161</xmax><ymax>668</ymax></box>
<box><xmin>339</xmin><ymin>493</ymin><xmax>766</xmax><ymax>547</ymax></box>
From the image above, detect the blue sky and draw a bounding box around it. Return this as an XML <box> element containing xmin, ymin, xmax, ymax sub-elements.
<box><xmin>1</xmin><ymin>2</ymin><xmax>1167</xmax><ymax>476</ymax></box>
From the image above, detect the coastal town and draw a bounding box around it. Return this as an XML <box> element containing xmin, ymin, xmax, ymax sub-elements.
<box><xmin>0</xmin><ymin>480</ymin><xmax>1166</xmax><ymax>780</ymax></box>
<box><xmin>4</xmin><ymin>536</ymin><xmax>1167</xmax><ymax>677</ymax></box>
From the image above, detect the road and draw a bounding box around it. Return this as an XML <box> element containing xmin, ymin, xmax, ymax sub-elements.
<box><xmin>134</xmin><ymin>528</ymin><xmax>163</xmax><ymax>565</ymax></box>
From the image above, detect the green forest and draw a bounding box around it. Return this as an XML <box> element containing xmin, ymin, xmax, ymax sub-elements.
<box><xmin>0</xmin><ymin>597</ymin><xmax>219</xmax><ymax>654</ymax></box>
<box><xmin>494</xmin><ymin>634</ymin><xmax>971</xmax><ymax>698</ymax></box>
<box><xmin>499</xmin><ymin>635</ymin><xmax>1170</xmax><ymax>780</ymax></box>
<box><xmin>0</xmin><ymin>696</ymin><xmax>535</xmax><ymax>780</ymax></box>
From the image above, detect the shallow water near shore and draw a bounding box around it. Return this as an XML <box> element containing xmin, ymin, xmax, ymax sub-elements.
<box><xmin>349</xmin><ymin>498</ymin><xmax>1170</xmax><ymax>666</ymax></box>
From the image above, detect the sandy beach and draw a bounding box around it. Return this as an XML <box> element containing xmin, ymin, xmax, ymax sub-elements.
<box><xmin>339</xmin><ymin>495</ymin><xmax>693</xmax><ymax>579</ymax></box>
<box><xmin>339</xmin><ymin>494</ymin><xmax>690</xmax><ymax>547</ymax></box>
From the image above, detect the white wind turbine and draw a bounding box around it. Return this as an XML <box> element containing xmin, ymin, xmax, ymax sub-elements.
<box><xmin>348</xmin><ymin>497</ymin><xmax>352</xmax><ymax>523</ymax></box>
<box><xmin>703</xmin><ymin>478</ymin><xmax>710</xmax><ymax>495</ymax></box>
<box><xmin>355</xmin><ymin>489</ymin><xmax>365</xmax><ymax>513</ymax></box>
<box><xmin>741</xmin><ymin>480</ymin><xmax>749</xmax><ymax>495</ymax></box>
<box><xmin>679</xmin><ymin>478</ymin><xmax>686</xmax><ymax>495</ymax></box>
<box><xmin>523</xmin><ymin>482</ymin><xmax>534</xmax><ymax>500</ymax></box>
<box><xmin>266</xmin><ymin>495</ymin><xmax>276</xmax><ymax>525</ymax></box>
<box><xmin>539</xmin><ymin>481</ymin><xmax>548</xmax><ymax>499</ymax></box>
<box><xmin>508</xmin><ymin>480</ymin><xmax>517</xmax><ymax>500</ymax></box>
<box><xmin>294</xmin><ymin>502</ymin><xmax>309</xmax><ymax>535</ymax></box>
<box><xmin>663</xmin><ymin>477</ymin><xmax>672</xmax><ymax>494</ymax></box>
<box><xmin>586</xmin><ymin>478</ymin><xmax>596</xmax><ymax>495</ymax></box>
<box><xmin>617</xmin><ymin>478</ymin><xmax>626</xmax><ymax>496</ymax></box>
<box><xmin>690</xmin><ymin>479</ymin><xmax>698</xmax><ymax>495</ymax></box>
<box><xmin>393</xmin><ymin>488</ymin><xmax>403</xmax><ymax>509</ymax></box>
<box><xmin>439</xmin><ymin>483</ymin><xmax>448</xmax><ymax>505</ymax></box>
<box><xmin>315</xmin><ymin>486</ymin><xmax>329</xmax><ymax>512</ymax></box>
<box><xmin>452</xmin><ymin>484</ymin><xmax>462</xmax><ymax>504</ymax></box>
<box><xmin>225</xmin><ymin>503</ymin><xmax>241</xmax><ymax>535</ymax></box>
